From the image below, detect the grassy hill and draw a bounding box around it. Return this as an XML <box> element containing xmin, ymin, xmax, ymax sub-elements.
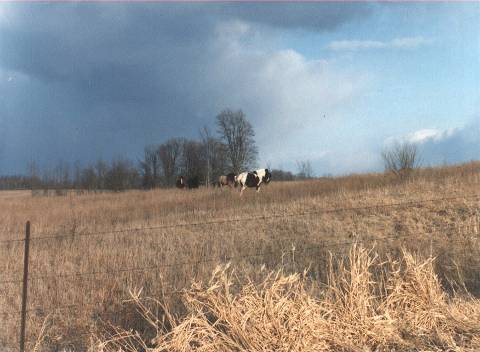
<box><xmin>0</xmin><ymin>161</ymin><xmax>479</xmax><ymax>351</ymax></box>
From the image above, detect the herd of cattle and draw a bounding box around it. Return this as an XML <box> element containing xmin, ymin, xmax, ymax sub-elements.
<box><xmin>176</xmin><ymin>168</ymin><xmax>272</xmax><ymax>195</ymax></box>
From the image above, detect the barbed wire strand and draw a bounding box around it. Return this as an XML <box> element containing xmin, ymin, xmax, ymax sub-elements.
<box><xmin>1</xmin><ymin>227</ymin><xmax>479</xmax><ymax>287</ymax></box>
<box><xmin>2</xmin><ymin>235</ymin><xmax>479</xmax><ymax>351</ymax></box>
<box><xmin>1</xmin><ymin>231</ymin><xmax>478</xmax><ymax>318</ymax></box>
<box><xmin>0</xmin><ymin>219</ymin><xmax>465</xmax><ymax>284</ymax></box>
<box><xmin>0</xmin><ymin>193</ymin><xmax>477</xmax><ymax>247</ymax></box>
<box><xmin>0</xmin><ymin>231</ymin><xmax>450</xmax><ymax>284</ymax></box>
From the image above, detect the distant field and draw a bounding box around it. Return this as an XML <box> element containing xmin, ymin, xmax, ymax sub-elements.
<box><xmin>0</xmin><ymin>190</ymin><xmax>31</xmax><ymax>200</ymax></box>
<box><xmin>1</xmin><ymin>162</ymin><xmax>479</xmax><ymax>351</ymax></box>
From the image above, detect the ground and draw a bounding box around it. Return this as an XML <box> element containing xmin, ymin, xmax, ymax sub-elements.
<box><xmin>0</xmin><ymin>162</ymin><xmax>479</xmax><ymax>351</ymax></box>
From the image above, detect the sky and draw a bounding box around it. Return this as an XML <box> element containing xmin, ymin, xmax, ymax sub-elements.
<box><xmin>0</xmin><ymin>2</ymin><xmax>479</xmax><ymax>176</ymax></box>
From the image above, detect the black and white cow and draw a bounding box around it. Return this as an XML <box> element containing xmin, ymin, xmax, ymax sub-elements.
<box><xmin>176</xmin><ymin>176</ymin><xmax>186</xmax><ymax>189</ymax></box>
<box><xmin>236</xmin><ymin>168</ymin><xmax>272</xmax><ymax>196</ymax></box>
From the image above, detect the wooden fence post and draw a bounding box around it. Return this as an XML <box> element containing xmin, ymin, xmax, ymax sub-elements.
<box><xmin>19</xmin><ymin>221</ymin><xmax>31</xmax><ymax>352</ymax></box>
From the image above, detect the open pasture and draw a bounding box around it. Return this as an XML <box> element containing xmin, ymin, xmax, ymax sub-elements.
<box><xmin>1</xmin><ymin>163</ymin><xmax>479</xmax><ymax>351</ymax></box>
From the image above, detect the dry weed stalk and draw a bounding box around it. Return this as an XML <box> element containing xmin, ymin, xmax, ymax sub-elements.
<box><xmin>382</xmin><ymin>250</ymin><xmax>480</xmax><ymax>349</ymax></box>
<box><xmin>97</xmin><ymin>246</ymin><xmax>480</xmax><ymax>352</ymax></box>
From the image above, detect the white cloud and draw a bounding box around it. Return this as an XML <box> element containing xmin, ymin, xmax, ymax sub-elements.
<box><xmin>205</xmin><ymin>21</ymin><xmax>368</xmax><ymax>168</ymax></box>
<box><xmin>383</xmin><ymin>118</ymin><xmax>479</xmax><ymax>167</ymax></box>
<box><xmin>391</xmin><ymin>37</ymin><xmax>432</xmax><ymax>49</ymax></box>
<box><xmin>328</xmin><ymin>36</ymin><xmax>432</xmax><ymax>51</ymax></box>
<box><xmin>384</xmin><ymin>127</ymin><xmax>457</xmax><ymax>146</ymax></box>
<box><xmin>406</xmin><ymin>128</ymin><xmax>457</xmax><ymax>144</ymax></box>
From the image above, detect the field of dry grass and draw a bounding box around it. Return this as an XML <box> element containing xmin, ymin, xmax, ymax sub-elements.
<box><xmin>101</xmin><ymin>246</ymin><xmax>480</xmax><ymax>352</ymax></box>
<box><xmin>1</xmin><ymin>162</ymin><xmax>479</xmax><ymax>351</ymax></box>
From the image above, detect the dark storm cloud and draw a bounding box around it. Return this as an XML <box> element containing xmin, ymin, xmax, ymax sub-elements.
<box><xmin>1</xmin><ymin>3</ymin><xmax>370</xmax><ymax>83</ymax></box>
<box><xmin>226</xmin><ymin>3</ymin><xmax>370</xmax><ymax>31</ymax></box>
<box><xmin>0</xmin><ymin>2</ymin><xmax>372</xmax><ymax>173</ymax></box>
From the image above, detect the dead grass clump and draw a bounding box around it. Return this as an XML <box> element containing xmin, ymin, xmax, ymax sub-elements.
<box><xmin>319</xmin><ymin>246</ymin><xmax>401</xmax><ymax>350</ymax></box>
<box><xmin>98</xmin><ymin>246</ymin><xmax>480</xmax><ymax>352</ymax></box>
<box><xmin>383</xmin><ymin>250</ymin><xmax>480</xmax><ymax>349</ymax></box>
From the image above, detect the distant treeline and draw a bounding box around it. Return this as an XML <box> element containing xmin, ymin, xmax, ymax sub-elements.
<box><xmin>0</xmin><ymin>157</ymin><xmax>299</xmax><ymax>192</ymax></box>
<box><xmin>0</xmin><ymin>109</ymin><xmax>306</xmax><ymax>192</ymax></box>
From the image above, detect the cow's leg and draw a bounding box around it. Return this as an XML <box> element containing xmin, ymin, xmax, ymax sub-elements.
<box><xmin>240</xmin><ymin>186</ymin><xmax>246</xmax><ymax>196</ymax></box>
<box><xmin>256</xmin><ymin>185</ymin><xmax>260</xmax><ymax>192</ymax></box>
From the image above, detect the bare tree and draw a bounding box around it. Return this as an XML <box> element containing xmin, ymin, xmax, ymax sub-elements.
<box><xmin>200</xmin><ymin>126</ymin><xmax>228</xmax><ymax>187</ymax></box>
<box><xmin>139</xmin><ymin>145</ymin><xmax>161</xmax><ymax>189</ymax></box>
<box><xmin>27</xmin><ymin>160</ymin><xmax>41</xmax><ymax>190</ymax></box>
<box><xmin>381</xmin><ymin>142</ymin><xmax>420</xmax><ymax>178</ymax></box>
<box><xmin>181</xmin><ymin>139</ymin><xmax>204</xmax><ymax>180</ymax></box>
<box><xmin>53</xmin><ymin>160</ymin><xmax>71</xmax><ymax>190</ymax></box>
<box><xmin>216</xmin><ymin>109</ymin><xmax>257</xmax><ymax>174</ymax></box>
<box><xmin>95</xmin><ymin>159</ymin><xmax>108</xmax><ymax>189</ymax></box>
<box><xmin>73</xmin><ymin>160</ymin><xmax>82</xmax><ymax>189</ymax></box>
<box><xmin>158</xmin><ymin>138</ymin><xmax>182</xmax><ymax>186</ymax></box>
<box><xmin>200</xmin><ymin>127</ymin><xmax>213</xmax><ymax>187</ymax></box>
<box><xmin>105</xmin><ymin>158</ymin><xmax>139</xmax><ymax>191</ymax></box>
<box><xmin>80</xmin><ymin>165</ymin><xmax>97</xmax><ymax>190</ymax></box>
<box><xmin>271</xmin><ymin>169</ymin><xmax>295</xmax><ymax>181</ymax></box>
<box><xmin>296</xmin><ymin>160</ymin><xmax>314</xmax><ymax>179</ymax></box>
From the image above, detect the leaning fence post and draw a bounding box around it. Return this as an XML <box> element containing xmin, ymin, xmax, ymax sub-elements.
<box><xmin>19</xmin><ymin>221</ymin><xmax>31</xmax><ymax>352</ymax></box>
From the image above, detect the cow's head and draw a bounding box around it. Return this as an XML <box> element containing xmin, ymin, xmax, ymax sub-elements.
<box><xmin>263</xmin><ymin>169</ymin><xmax>272</xmax><ymax>184</ymax></box>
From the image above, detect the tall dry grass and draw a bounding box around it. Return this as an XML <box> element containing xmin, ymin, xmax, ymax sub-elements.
<box><xmin>98</xmin><ymin>246</ymin><xmax>480</xmax><ymax>352</ymax></box>
<box><xmin>0</xmin><ymin>162</ymin><xmax>479</xmax><ymax>351</ymax></box>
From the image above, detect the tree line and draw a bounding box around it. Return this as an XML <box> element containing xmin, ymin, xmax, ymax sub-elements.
<box><xmin>0</xmin><ymin>109</ymin><xmax>423</xmax><ymax>193</ymax></box>
<box><xmin>0</xmin><ymin>109</ymin><xmax>303</xmax><ymax>192</ymax></box>
<box><xmin>136</xmin><ymin>109</ymin><xmax>259</xmax><ymax>189</ymax></box>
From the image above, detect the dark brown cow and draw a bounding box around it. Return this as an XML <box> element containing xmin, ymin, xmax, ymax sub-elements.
<box><xmin>187</xmin><ymin>175</ymin><xmax>200</xmax><ymax>189</ymax></box>
<box><xmin>218</xmin><ymin>172</ymin><xmax>236</xmax><ymax>188</ymax></box>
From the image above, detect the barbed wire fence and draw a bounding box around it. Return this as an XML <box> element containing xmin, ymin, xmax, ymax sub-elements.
<box><xmin>1</xmin><ymin>194</ymin><xmax>479</xmax><ymax>351</ymax></box>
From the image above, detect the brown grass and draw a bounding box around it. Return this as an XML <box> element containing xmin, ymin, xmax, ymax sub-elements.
<box><xmin>99</xmin><ymin>246</ymin><xmax>480</xmax><ymax>352</ymax></box>
<box><xmin>0</xmin><ymin>161</ymin><xmax>479</xmax><ymax>351</ymax></box>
